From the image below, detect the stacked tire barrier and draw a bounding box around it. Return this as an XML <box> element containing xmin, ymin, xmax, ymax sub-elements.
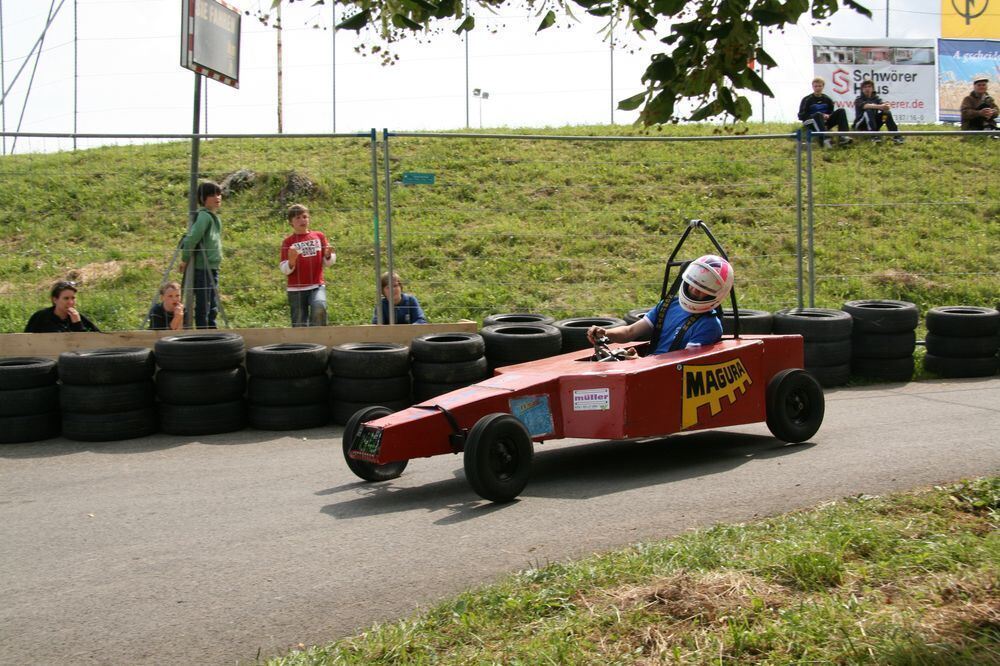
<box><xmin>410</xmin><ymin>333</ymin><xmax>489</xmax><ymax>402</ymax></box>
<box><xmin>247</xmin><ymin>343</ymin><xmax>330</xmax><ymax>430</ymax></box>
<box><xmin>482</xmin><ymin>313</ymin><xmax>555</xmax><ymax>327</ymax></box>
<box><xmin>924</xmin><ymin>306</ymin><xmax>1000</xmax><ymax>378</ymax></box>
<box><xmin>843</xmin><ymin>300</ymin><xmax>918</xmax><ymax>382</ymax></box>
<box><xmin>329</xmin><ymin>343</ymin><xmax>411</xmax><ymax>425</ymax></box>
<box><xmin>0</xmin><ymin>357</ymin><xmax>60</xmax><ymax>444</ymax></box>
<box><xmin>58</xmin><ymin>347</ymin><xmax>158</xmax><ymax>441</ymax></box>
<box><xmin>155</xmin><ymin>333</ymin><xmax>247</xmax><ymax>436</ymax></box>
<box><xmin>722</xmin><ymin>308</ymin><xmax>773</xmax><ymax>335</ymax></box>
<box><xmin>773</xmin><ymin>308</ymin><xmax>853</xmax><ymax>387</ymax></box>
<box><xmin>481</xmin><ymin>323</ymin><xmax>562</xmax><ymax>369</ymax></box>
<box><xmin>553</xmin><ymin>317</ymin><xmax>627</xmax><ymax>352</ymax></box>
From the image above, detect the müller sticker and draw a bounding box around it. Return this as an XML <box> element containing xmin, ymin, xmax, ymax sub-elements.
<box><xmin>573</xmin><ymin>388</ymin><xmax>610</xmax><ymax>411</ymax></box>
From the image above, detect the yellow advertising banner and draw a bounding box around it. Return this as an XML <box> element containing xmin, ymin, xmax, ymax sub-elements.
<box><xmin>942</xmin><ymin>0</ymin><xmax>1000</xmax><ymax>38</ymax></box>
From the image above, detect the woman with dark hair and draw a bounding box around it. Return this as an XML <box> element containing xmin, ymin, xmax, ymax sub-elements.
<box><xmin>24</xmin><ymin>280</ymin><xmax>101</xmax><ymax>333</ymax></box>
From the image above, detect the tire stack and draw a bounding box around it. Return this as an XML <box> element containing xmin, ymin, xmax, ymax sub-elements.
<box><xmin>480</xmin><ymin>323</ymin><xmax>562</xmax><ymax>370</ymax></box>
<box><xmin>553</xmin><ymin>317</ymin><xmax>627</xmax><ymax>353</ymax></box>
<box><xmin>923</xmin><ymin>306</ymin><xmax>1000</xmax><ymax>378</ymax></box>
<box><xmin>722</xmin><ymin>308</ymin><xmax>773</xmax><ymax>335</ymax></box>
<box><xmin>58</xmin><ymin>348</ymin><xmax>158</xmax><ymax>442</ymax></box>
<box><xmin>410</xmin><ymin>333</ymin><xmax>489</xmax><ymax>402</ymax></box>
<box><xmin>843</xmin><ymin>300</ymin><xmax>918</xmax><ymax>382</ymax></box>
<box><xmin>246</xmin><ymin>343</ymin><xmax>330</xmax><ymax>431</ymax></box>
<box><xmin>772</xmin><ymin>308</ymin><xmax>853</xmax><ymax>387</ymax></box>
<box><xmin>482</xmin><ymin>313</ymin><xmax>555</xmax><ymax>328</ymax></box>
<box><xmin>0</xmin><ymin>357</ymin><xmax>60</xmax><ymax>444</ymax></box>
<box><xmin>154</xmin><ymin>333</ymin><xmax>247</xmax><ymax>437</ymax></box>
<box><xmin>329</xmin><ymin>343</ymin><xmax>411</xmax><ymax>425</ymax></box>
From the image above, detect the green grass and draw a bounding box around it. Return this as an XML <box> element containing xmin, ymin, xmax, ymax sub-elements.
<box><xmin>0</xmin><ymin>123</ymin><xmax>997</xmax><ymax>334</ymax></box>
<box><xmin>272</xmin><ymin>477</ymin><xmax>999</xmax><ymax>664</ymax></box>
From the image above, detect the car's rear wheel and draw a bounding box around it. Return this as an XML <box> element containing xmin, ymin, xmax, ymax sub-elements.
<box><xmin>765</xmin><ymin>369</ymin><xmax>825</xmax><ymax>443</ymax></box>
<box><xmin>342</xmin><ymin>405</ymin><xmax>408</xmax><ymax>482</ymax></box>
<box><xmin>463</xmin><ymin>413</ymin><xmax>533</xmax><ymax>502</ymax></box>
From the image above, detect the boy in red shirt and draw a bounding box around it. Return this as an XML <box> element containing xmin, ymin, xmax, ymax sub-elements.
<box><xmin>279</xmin><ymin>204</ymin><xmax>335</xmax><ymax>326</ymax></box>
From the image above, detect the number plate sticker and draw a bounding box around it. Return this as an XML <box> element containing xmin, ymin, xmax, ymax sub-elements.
<box><xmin>351</xmin><ymin>426</ymin><xmax>383</xmax><ymax>460</ymax></box>
<box><xmin>509</xmin><ymin>394</ymin><xmax>554</xmax><ymax>437</ymax></box>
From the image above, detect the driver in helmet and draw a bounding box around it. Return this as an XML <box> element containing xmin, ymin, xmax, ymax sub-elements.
<box><xmin>586</xmin><ymin>255</ymin><xmax>734</xmax><ymax>354</ymax></box>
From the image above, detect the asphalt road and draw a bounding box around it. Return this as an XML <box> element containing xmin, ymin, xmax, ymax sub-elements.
<box><xmin>1</xmin><ymin>377</ymin><xmax>998</xmax><ymax>665</ymax></box>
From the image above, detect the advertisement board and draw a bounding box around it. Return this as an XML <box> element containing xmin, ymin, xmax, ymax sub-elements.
<box><xmin>941</xmin><ymin>0</ymin><xmax>1000</xmax><ymax>39</ymax></box>
<box><xmin>938</xmin><ymin>38</ymin><xmax>1000</xmax><ymax>122</ymax></box>
<box><xmin>812</xmin><ymin>38</ymin><xmax>937</xmax><ymax>124</ymax></box>
<box><xmin>180</xmin><ymin>0</ymin><xmax>241</xmax><ymax>88</ymax></box>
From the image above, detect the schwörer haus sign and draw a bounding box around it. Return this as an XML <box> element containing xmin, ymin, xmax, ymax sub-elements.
<box><xmin>812</xmin><ymin>38</ymin><xmax>937</xmax><ymax>124</ymax></box>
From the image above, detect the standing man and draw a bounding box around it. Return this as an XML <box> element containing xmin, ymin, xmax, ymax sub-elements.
<box><xmin>853</xmin><ymin>79</ymin><xmax>904</xmax><ymax>144</ymax></box>
<box><xmin>798</xmin><ymin>77</ymin><xmax>852</xmax><ymax>147</ymax></box>
<box><xmin>960</xmin><ymin>78</ymin><xmax>998</xmax><ymax>133</ymax></box>
<box><xmin>179</xmin><ymin>181</ymin><xmax>223</xmax><ymax>329</ymax></box>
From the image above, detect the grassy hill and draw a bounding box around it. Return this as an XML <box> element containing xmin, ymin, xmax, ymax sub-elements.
<box><xmin>0</xmin><ymin>123</ymin><xmax>996</xmax><ymax>333</ymax></box>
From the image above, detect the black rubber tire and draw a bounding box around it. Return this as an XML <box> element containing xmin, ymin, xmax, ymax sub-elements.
<box><xmin>0</xmin><ymin>357</ymin><xmax>57</xmax><ymax>390</ymax></box>
<box><xmin>851</xmin><ymin>356</ymin><xmax>915</xmax><ymax>382</ymax></box>
<box><xmin>481</xmin><ymin>324</ymin><xmax>563</xmax><ymax>363</ymax></box>
<box><xmin>851</xmin><ymin>331</ymin><xmax>916</xmax><ymax>359</ymax></box>
<box><xmin>248</xmin><ymin>402</ymin><xmax>329</xmax><ymax>431</ymax></box>
<box><xmin>773</xmin><ymin>308</ymin><xmax>853</xmax><ymax>342</ymax></box>
<box><xmin>58</xmin><ymin>347</ymin><xmax>155</xmax><ymax>385</ymax></box>
<box><xmin>330</xmin><ymin>375</ymin><xmax>410</xmax><ymax>402</ymax></box>
<box><xmin>59</xmin><ymin>380</ymin><xmax>155</xmax><ymax>414</ymax></box>
<box><xmin>246</xmin><ymin>343</ymin><xmax>329</xmax><ymax>379</ymax></box>
<box><xmin>411</xmin><ymin>357</ymin><xmax>488</xmax><ymax>384</ymax></box>
<box><xmin>159</xmin><ymin>400</ymin><xmax>246</xmax><ymax>436</ymax></box>
<box><xmin>62</xmin><ymin>407</ymin><xmax>158</xmax><ymax>442</ymax></box>
<box><xmin>924</xmin><ymin>353</ymin><xmax>999</xmax><ymax>378</ymax></box>
<box><xmin>328</xmin><ymin>343</ymin><xmax>410</xmax><ymax>378</ymax></box>
<box><xmin>765</xmin><ymin>369</ymin><xmax>825</xmax><ymax>443</ymax></box>
<box><xmin>842</xmin><ymin>300</ymin><xmax>919</xmax><ymax>334</ymax></box>
<box><xmin>803</xmin><ymin>339</ymin><xmax>852</xmax><ymax>367</ymax></box>
<box><xmin>409</xmin><ymin>333</ymin><xmax>486</xmax><ymax>363</ymax></box>
<box><xmin>925</xmin><ymin>306</ymin><xmax>1000</xmax><ymax>338</ymax></box>
<box><xmin>554</xmin><ymin>317</ymin><xmax>627</xmax><ymax>352</ymax></box>
<box><xmin>925</xmin><ymin>333</ymin><xmax>999</xmax><ymax>358</ymax></box>
<box><xmin>722</xmin><ymin>309</ymin><xmax>774</xmax><ymax>335</ymax></box>
<box><xmin>623</xmin><ymin>307</ymin><xmax>655</xmax><ymax>325</ymax></box>
<box><xmin>247</xmin><ymin>375</ymin><xmax>329</xmax><ymax>406</ymax></box>
<box><xmin>0</xmin><ymin>385</ymin><xmax>59</xmax><ymax>417</ymax></box>
<box><xmin>805</xmin><ymin>363</ymin><xmax>851</xmax><ymax>387</ymax></box>
<box><xmin>481</xmin><ymin>313</ymin><xmax>555</xmax><ymax>328</ymax></box>
<box><xmin>342</xmin><ymin>405</ymin><xmax>409</xmax><ymax>482</ymax></box>
<box><xmin>331</xmin><ymin>399</ymin><xmax>410</xmax><ymax>426</ymax></box>
<box><xmin>413</xmin><ymin>380</ymin><xmax>477</xmax><ymax>402</ymax></box>
<box><xmin>154</xmin><ymin>333</ymin><xmax>246</xmax><ymax>371</ymax></box>
<box><xmin>0</xmin><ymin>412</ymin><xmax>61</xmax><ymax>444</ymax></box>
<box><xmin>155</xmin><ymin>367</ymin><xmax>247</xmax><ymax>405</ymax></box>
<box><xmin>463</xmin><ymin>413</ymin><xmax>534</xmax><ymax>503</ymax></box>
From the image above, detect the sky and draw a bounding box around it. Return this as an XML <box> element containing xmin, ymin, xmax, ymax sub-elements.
<box><xmin>0</xmin><ymin>0</ymin><xmax>947</xmax><ymax>146</ymax></box>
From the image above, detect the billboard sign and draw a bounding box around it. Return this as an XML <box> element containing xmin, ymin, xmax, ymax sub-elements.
<box><xmin>812</xmin><ymin>38</ymin><xmax>937</xmax><ymax>124</ymax></box>
<box><xmin>938</xmin><ymin>38</ymin><xmax>1000</xmax><ymax>121</ymax></box>
<box><xmin>181</xmin><ymin>0</ymin><xmax>241</xmax><ymax>88</ymax></box>
<box><xmin>941</xmin><ymin>0</ymin><xmax>1000</xmax><ymax>39</ymax></box>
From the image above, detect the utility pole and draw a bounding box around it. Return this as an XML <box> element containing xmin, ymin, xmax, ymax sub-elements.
<box><xmin>464</xmin><ymin>0</ymin><xmax>469</xmax><ymax>129</ymax></box>
<box><xmin>609</xmin><ymin>6</ymin><xmax>614</xmax><ymax>124</ymax></box>
<box><xmin>331</xmin><ymin>3</ymin><xmax>336</xmax><ymax>132</ymax></box>
<box><xmin>885</xmin><ymin>0</ymin><xmax>889</xmax><ymax>38</ymax></box>
<box><xmin>73</xmin><ymin>0</ymin><xmax>77</xmax><ymax>150</ymax></box>
<box><xmin>276</xmin><ymin>4</ymin><xmax>283</xmax><ymax>133</ymax></box>
<box><xmin>1</xmin><ymin>0</ymin><xmax>6</xmax><ymax>156</ymax></box>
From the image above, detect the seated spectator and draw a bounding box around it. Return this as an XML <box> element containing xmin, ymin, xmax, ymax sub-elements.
<box><xmin>25</xmin><ymin>280</ymin><xmax>101</xmax><ymax>333</ymax></box>
<box><xmin>371</xmin><ymin>271</ymin><xmax>427</xmax><ymax>325</ymax></box>
<box><xmin>798</xmin><ymin>77</ymin><xmax>852</xmax><ymax>147</ymax></box>
<box><xmin>960</xmin><ymin>78</ymin><xmax>998</xmax><ymax>134</ymax></box>
<box><xmin>148</xmin><ymin>281</ymin><xmax>185</xmax><ymax>331</ymax></box>
<box><xmin>853</xmin><ymin>80</ymin><xmax>904</xmax><ymax>144</ymax></box>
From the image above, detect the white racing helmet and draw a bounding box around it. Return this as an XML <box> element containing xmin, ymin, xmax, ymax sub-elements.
<box><xmin>678</xmin><ymin>255</ymin><xmax>734</xmax><ymax>314</ymax></box>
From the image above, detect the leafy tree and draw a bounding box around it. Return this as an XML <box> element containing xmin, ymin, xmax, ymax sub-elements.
<box><xmin>265</xmin><ymin>0</ymin><xmax>872</xmax><ymax>123</ymax></box>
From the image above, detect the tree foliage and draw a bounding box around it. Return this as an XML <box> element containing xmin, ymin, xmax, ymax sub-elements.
<box><xmin>267</xmin><ymin>0</ymin><xmax>872</xmax><ymax>124</ymax></box>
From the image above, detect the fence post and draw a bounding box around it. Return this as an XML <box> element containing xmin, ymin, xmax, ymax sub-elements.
<box><xmin>369</xmin><ymin>128</ymin><xmax>383</xmax><ymax>324</ymax></box>
<box><xmin>806</xmin><ymin>132</ymin><xmax>816</xmax><ymax>308</ymax></box>
<box><xmin>795</xmin><ymin>128</ymin><xmax>804</xmax><ymax>309</ymax></box>
<box><xmin>383</xmin><ymin>128</ymin><xmax>396</xmax><ymax>325</ymax></box>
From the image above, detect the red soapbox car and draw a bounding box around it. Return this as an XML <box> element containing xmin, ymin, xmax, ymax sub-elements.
<box><xmin>343</xmin><ymin>220</ymin><xmax>825</xmax><ymax>502</ymax></box>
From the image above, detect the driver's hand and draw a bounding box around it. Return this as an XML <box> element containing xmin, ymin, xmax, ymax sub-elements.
<box><xmin>587</xmin><ymin>325</ymin><xmax>606</xmax><ymax>345</ymax></box>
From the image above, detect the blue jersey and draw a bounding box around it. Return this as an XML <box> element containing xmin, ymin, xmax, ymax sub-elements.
<box><xmin>372</xmin><ymin>293</ymin><xmax>427</xmax><ymax>324</ymax></box>
<box><xmin>643</xmin><ymin>297</ymin><xmax>722</xmax><ymax>354</ymax></box>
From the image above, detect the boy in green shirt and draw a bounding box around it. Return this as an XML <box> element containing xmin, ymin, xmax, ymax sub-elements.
<box><xmin>179</xmin><ymin>181</ymin><xmax>223</xmax><ymax>328</ymax></box>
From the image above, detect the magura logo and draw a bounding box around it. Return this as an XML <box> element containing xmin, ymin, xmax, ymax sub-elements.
<box><xmin>952</xmin><ymin>0</ymin><xmax>989</xmax><ymax>26</ymax></box>
<box><xmin>681</xmin><ymin>358</ymin><xmax>752</xmax><ymax>429</ymax></box>
<box><xmin>831</xmin><ymin>68</ymin><xmax>851</xmax><ymax>95</ymax></box>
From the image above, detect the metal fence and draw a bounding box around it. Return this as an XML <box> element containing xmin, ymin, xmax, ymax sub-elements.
<box><xmin>0</xmin><ymin>128</ymin><xmax>996</xmax><ymax>333</ymax></box>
